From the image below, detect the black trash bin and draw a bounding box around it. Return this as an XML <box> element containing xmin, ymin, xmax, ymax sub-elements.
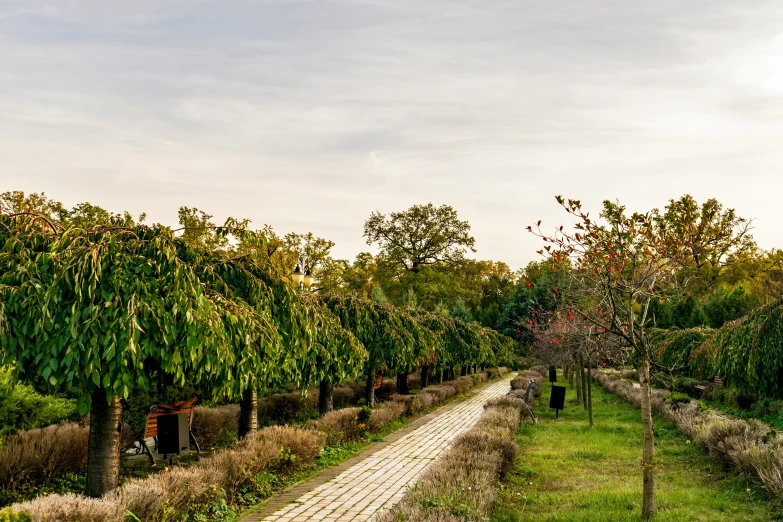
<box><xmin>157</xmin><ymin>413</ymin><xmax>190</xmax><ymax>457</ymax></box>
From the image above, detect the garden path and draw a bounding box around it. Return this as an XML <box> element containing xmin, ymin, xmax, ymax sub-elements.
<box><xmin>242</xmin><ymin>375</ymin><xmax>514</xmax><ymax>522</ymax></box>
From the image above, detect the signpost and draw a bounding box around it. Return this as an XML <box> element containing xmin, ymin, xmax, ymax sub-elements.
<box><xmin>550</xmin><ymin>385</ymin><xmax>566</xmax><ymax>419</ymax></box>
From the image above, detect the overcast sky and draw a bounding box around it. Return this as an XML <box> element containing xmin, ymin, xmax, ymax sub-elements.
<box><xmin>2</xmin><ymin>0</ymin><xmax>782</xmax><ymax>269</ymax></box>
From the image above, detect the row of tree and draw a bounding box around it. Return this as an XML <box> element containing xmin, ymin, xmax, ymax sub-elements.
<box><xmin>522</xmin><ymin>193</ymin><xmax>783</xmax><ymax>520</ymax></box>
<box><xmin>0</xmin><ymin>206</ymin><xmax>520</xmax><ymax>498</ymax></box>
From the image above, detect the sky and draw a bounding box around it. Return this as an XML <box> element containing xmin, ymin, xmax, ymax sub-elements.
<box><xmin>2</xmin><ymin>0</ymin><xmax>782</xmax><ymax>270</ymax></box>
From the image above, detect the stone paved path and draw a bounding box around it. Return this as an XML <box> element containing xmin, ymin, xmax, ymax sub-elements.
<box><xmin>254</xmin><ymin>376</ymin><xmax>513</xmax><ymax>522</ymax></box>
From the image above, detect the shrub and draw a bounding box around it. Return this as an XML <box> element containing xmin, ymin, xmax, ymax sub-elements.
<box><xmin>484</xmin><ymin>396</ymin><xmax>525</xmax><ymax>415</ymax></box>
<box><xmin>665</xmin><ymin>392</ymin><xmax>691</xmax><ymax>406</ymax></box>
<box><xmin>13</xmin><ymin>494</ymin><xmax>124</xmax><ymax>522</ymax></box>
<box><xmin>620</xmin><ymin>369</ymin><xmax>639</xmax><ymax>381</ymax></box>
<box><xmin>375</xmin><ymin>379</ymin><xmax>397</xmax><ymax>400</ymax></box>
<box><xmin>411</xmin><ymin>392</ymin><xmax>435</xmax><ymax>414</ymax></box>
<box><xmin>119</xmin><ymin>467</ymin><xmax>224</xmax><ymax>521</ymax></box>
<box><xmin>306</xmin><ymin>408</ymin><xmax>363</xmax><ymax>445</ymax></box>
<box><xmin>257</xmin><ymin>391</ymin><xmax>318</xmax><ymax>424</ymax></box>
<box><xmin>391</xmin><ymin>394</ymin><xmax>415</xmax><ymax>416</ymax></box>
<box><xmin>0</xmin><ymin>507</ymin><xmax>31</xmax><ymax>522</ymax></box>
<box><xmin>256</xmin><ymin>426</ymin><xmax>325</xmax><ymax>471</ymax></box>
<box><xmin>191</xmin><ymin>404</ymin><xmax>239</xmax><ymax>449</ymax></box>
<box><xmin>0</xmin><ymin>422</ymin><xmax>88</xmax><ymax>491</ymax></box>
<box><xmin>368</xmin><ymin>402</ymin><xmax>406</xmax><ymax>433</ymax></box>
<box><xmin>333</xmin><ymin>384</ymin><xmax>362</xmax><ymax>408</ymax></box>
<box><xmin>419</xmin><ymin>385</ymin><xmax>456</xmax><ymax>402</ymax></box>
<box><xmin>0</xmin><ymin>368</ymin><xmax>77</xmax><ymax>436</ymax></box>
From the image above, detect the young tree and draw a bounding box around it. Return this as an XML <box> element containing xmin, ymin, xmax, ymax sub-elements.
<box><xmin>529</xmin><ymin>196</ymin><xmax>692</xmax><ymax>519</ymax></box>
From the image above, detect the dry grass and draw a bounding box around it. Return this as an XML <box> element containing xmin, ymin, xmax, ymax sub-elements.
<box><xmin>14</xmin><ymin>493</ymin><xmax>125</xmax><ymax>522</ymax></box>
<box><xmin>0</xmin><ymin>422</ymin><xmax>88</xmax><ymax>491</ymax></box>
<box><xmin>191</xmin><ymin>404</ymin><xmax>239</xmax><ymax>448</ymax></box>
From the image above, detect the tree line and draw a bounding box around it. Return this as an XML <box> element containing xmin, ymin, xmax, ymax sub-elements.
<box><xmin>0</xmin><ymin>191</ymin><xmax>522</xmax><ymax>499</ymax></box>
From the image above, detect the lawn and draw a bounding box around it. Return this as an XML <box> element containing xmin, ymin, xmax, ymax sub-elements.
<box><xmin>491</xmin><ymin>376</ymin><xmax>774</xmax><ymax>522</ymax></box>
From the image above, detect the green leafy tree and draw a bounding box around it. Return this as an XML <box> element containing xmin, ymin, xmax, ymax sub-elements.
<box><xmin>0</xmin><ymin>215</ymin><xmax>278</xmax><ymax>497</ymax></box>
<box><xmin>364</xmin><ymin>203</ymin><xmax>475</xmax><ymax>274</ymax></box>
<box><xmin>370</xmin><ymin>285</ymin><xmax>388</xmax><ymax>304</ymax></box>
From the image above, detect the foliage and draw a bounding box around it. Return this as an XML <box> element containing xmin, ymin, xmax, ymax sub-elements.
<box><xmin>0</xmin><ymin>507</ymin><xmax>31</xmax><ymax>522</ymax></box>
<box><xmin>364</xmin><ymin>203</ymin><xmax>475</xmax><ymax>273</ymax></box>
<box><xmin>0</xmin><ymin>368</ymin><xmax>77</xmax><ymax>436</ymax></box>
<box><xmin>691</xmin><ymin>299</ymin><xmax>783</xmax><ymax>397</ymax></box>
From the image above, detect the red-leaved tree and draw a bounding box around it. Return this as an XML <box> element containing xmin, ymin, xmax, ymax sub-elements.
<box><xmin>529</xmin><ymin>196</ymin><xmax>692</xmax><ymax>519</ymax></box>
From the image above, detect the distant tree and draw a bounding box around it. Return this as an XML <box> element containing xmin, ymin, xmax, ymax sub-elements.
<box><xmin>371</xmin><ymin>285</ymin><xmax>388</xmax><ymax>304</ymax></box>
<box><xmin>656</xmin><ymin>195</ymin><xmax>755</xmax><ymax>292</ymax></box>
<box><xmin>450</xmin><ymin>299</ymin><xmax>473</xmax><ymax>323</ymax></box>
<box><xmin>364</xmin><ymin>204</ymin><xmax>475</xmax><ymax>273</ymax></box>
<box><xmin>402</xmin><ymin>287</ymin><xmax>419</xmax><ymax>309</ymax></box>
<box><xmin>177</xmin><ymin>206</ymin><xmax>231</xmax><ymax>251</ymax></box>
<box><xmin>0</xmin><ymin>191</ymin><xmax>65</xmax><ymax>220</ymax></box>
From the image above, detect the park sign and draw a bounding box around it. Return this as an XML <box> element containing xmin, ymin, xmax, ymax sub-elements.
<box><xmin>550</xmin><ymin>385</ymin><xmax>566</xmax><ymax>418</ymax></box>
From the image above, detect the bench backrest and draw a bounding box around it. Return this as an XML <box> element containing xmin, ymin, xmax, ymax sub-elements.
<box><xmin>714</xmin><ymin>376</ymin><xmax>724</xmax><ymax>387</ymax></box>
<box><xmin>142</xmin><ymin>398</ymin><xmax>198</xmax><ymax>439</ymax></box>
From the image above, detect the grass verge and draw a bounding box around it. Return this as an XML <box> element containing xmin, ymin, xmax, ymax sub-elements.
<box><xmin>491</xmin><ymin>376</ymin><xmax>773</xmax><ymax>522</ymax></box>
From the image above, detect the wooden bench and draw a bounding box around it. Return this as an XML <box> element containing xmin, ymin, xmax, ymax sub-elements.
<box><xmin>131</xmin><ymin>398</ymin><xmax>201</xmax><ymax>465</ymax></box>
<box><xmin>695</xmin><ymin>376</ymin><xmax>723</xmax><ymax>398</ymax></box>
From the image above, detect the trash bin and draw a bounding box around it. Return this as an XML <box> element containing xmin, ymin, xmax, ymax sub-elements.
<box><xmin>157</xmin><ymin>413</ymin><xmax>189</xmax><ymax>456</ymax></box>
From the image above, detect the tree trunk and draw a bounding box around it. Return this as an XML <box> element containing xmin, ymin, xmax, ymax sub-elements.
<box><xmin>587</xmin><ymin>357</ymin><xmax>594</xmax><ymax>428</ymax></box>
<box><xmin>318</xmin><ymin>379</ymin><xmax>334</xmax><ymax>416</ymax></box>
<box><xmin>438</xmin><ymin>370</ymin><xmax>444</xmax><ymax>384</ymax></box>
<box><xmin>639</xmin><ymin>353</ymin><xmax>656</xmax><ymax>518</ymax></box>
<box><xmin>365</xmin><ymin>366</ymin><xmax>376</xmax><ymax>408</ymax></box>
<box><xmin>396</xmin><ymin>373</ymin><xmax>410</xmax><ymax>395</ymax></box>
<box><xmin>580</xmin><ymin>354</ymin><xmax>588</xmax><ymax>410</ymax></box>
<box><xmin>574</xmin><ymin>359</ymin><xmax>582</xmax><ymax>405</ymax></box>
<box><xmin>239</xmin><ymin>388</ymin><xmax>258</xmax><ymax>438</ymax></box>
<box><xmin>421</xmin><ymin>365</ymin><xmax>429</xmax><ymax>389</ymax></box>
<box><xmin>460</xmin><ymin>367</ymin><xmax>467</xmax><ymax>377</ymax></box>
<box><xmin>86</xmin><ymin>389</ymin><xmax>122</xmax><ymax>497</ymax></box>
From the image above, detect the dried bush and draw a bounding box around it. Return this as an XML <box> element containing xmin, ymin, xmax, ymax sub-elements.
<box><xmin>307</xmin><ymin>408</ymin><xmax>363</xmax><ymax>445</ymax></box>
<box><xmin>620</xmin><ymin>369</ymin><xmax>639</xmax><ymax>381</ymax></box>
<box><xmin>484</xmin><ymin>396</ymin><xmax>525</xmax><ymax>415</ymax></box>
<box><xmin>257</xmin><ymin>391</ymin><xmax>318</xmax><ymax>424</ymax></box>
<box><xmin>408</xmin><ymin>373</ymin><xmax>422</xmax><ymax>391</ymax></box>
<box><xmin>445</xmin><ymin>378</ymin><xmax>472</xmax><ymax>395</ymax></box>
<box><xmin>391</xmin><ymin>394</ymin><xmax>415</xmax><ymax>416</ymax></box>
<box><xmin>333</xmin><ymin>384</ymin><xmax>362</xmax><ymax>408</ymax></box>
<box><xmin>369</xmin><ymin>402</ymin><xmax>406</xmax><ymax>433</ymax></box>
<box><xmin>191</xmin><ymin>404</ymin><xmax>239</xmax><ymax>449</ymax></box>
<box><xmin>411</xmin><ymin>392</ymin><xmax>435</xmax><ymax>414</ymax></box>
<box><xmin>14</xmin><ymin>494</ymin><xmax>124</xmax><ymax>522</ymax></box>
<box><xmin>0</xmin><ymin>422</ymin><xmax>88</xmax><ymax>491</ymax></box>
<box><xmin>376</xmin><ymin>379</ymin><xmax>397</xmax><ymax>400</ymax></box>
<box><xmin>419</xmin><ymin>385</ymin><xmax>456</xmax><ymax>402</ymax></box>
<box><xmin>119</xmin><ymin>467</ymin><xmax>224</xmax><ymax>521</ymax></box>
<box><xmin>256</xmin><ymin>426</ymin><xmax>324</xmax><ymax>470</ymax></box>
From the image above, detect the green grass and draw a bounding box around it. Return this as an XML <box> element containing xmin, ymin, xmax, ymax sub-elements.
<box><xmin>492</xmin><ymin>378</ymin><xmax>774</xmax><ymax>522</ymax></box>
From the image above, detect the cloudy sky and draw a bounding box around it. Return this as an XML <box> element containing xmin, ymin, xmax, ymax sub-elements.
<box><xmin>2</xmin><ymin>0</ymin><xmax>782</xmax><ymax>269</ymax></box>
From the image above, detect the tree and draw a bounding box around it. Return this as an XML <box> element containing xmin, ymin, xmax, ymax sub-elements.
<box><xmin>656</xmin><ymin>195</ymin><xmax>755</xmax><ymax>293</ymax></box>
<box><xmin>450</xmin><ymin>299</ymin><xmax>473</xmax><ymax>322</ymax></box>
<box><xmin>370</xmin><ymin>285</ymin><xmax>388</xmax><ymax>304</ymax></box>
<box><xmin>364</xmin><ymin>204</ymin><xmax>475</xmax><ymax>273</ymax></box>
<box><xmin>530</xmin><ymin>196</ymin><xmax>693</xmax><ymax>519</ymax></box>
<box><xmin>0</xmin><ymin>215</ymin><xmax>278</xmax><ymax>496</ymax></box>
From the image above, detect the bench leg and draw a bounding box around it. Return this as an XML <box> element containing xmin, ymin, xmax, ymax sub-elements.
<box><xmin>140</xmin><ymin>439</ymin><xmax>156</xmax><ymax>466</ymax></box>
<box><xmin>189</xmin><ymin>430</ymin><xmax>201</xmax><ymax>454</ymax></box>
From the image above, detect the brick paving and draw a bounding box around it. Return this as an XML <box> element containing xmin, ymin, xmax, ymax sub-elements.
<box><xmin>242</xmin><ymin>376</ymin><xmax>513</xmax><ymax>522</ymax></box>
